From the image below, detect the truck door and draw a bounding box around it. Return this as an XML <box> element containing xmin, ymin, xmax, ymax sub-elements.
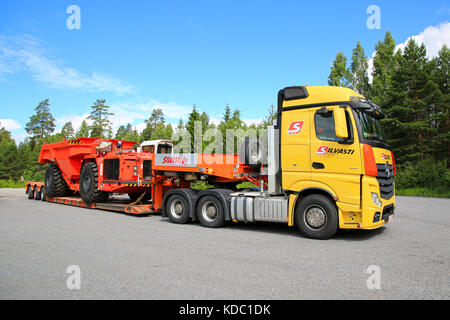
<box><xmin>280</xmin><ymin>107</ymin><xmax>311</xmax><ymax>188</ymax></box>
<box><xmin>309</xmin><ymin>105</ymin><xmax>362</xmax><ymax>205</ymax></box>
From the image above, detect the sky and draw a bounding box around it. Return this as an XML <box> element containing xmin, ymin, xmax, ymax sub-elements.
<box><xmin>0</xmin><ymin>0</ymin><xmax>449</xmax><ymax>142</ymax></box>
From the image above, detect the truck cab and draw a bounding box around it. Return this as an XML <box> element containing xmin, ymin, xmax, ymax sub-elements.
<box><xmin>275</xmin><ymin>86</ymin><xmax>395</xmax><ymax>236</ymax></box>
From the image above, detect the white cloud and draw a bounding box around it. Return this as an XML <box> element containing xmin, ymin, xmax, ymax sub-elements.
<box><xmin>55</xmin><ymin>113</ymin><xmax>91</xmax><ymax>132</ymax></box>
<box><xmin>395</xmin><ymin>22</ymin><xmax>450</xmax><ymax>57</ymax></box>
<box><xmin>0</xmin><ymin>35</ymin><xmax>132</xmax><ymax>94</ymax></box>
<box><xmin>0</xmin><ymin>118</ymin><xmax>21</xmax><ymax>131</ymax></box>
<box><xmin>54</xmin><ymin>99</ymin><xmax>192</xmax><ymax>135</ymax></box>
<box><xmin>368</xmin><ymin>22</ymin><xmax>450</xmax><ymax>82</ymax></box>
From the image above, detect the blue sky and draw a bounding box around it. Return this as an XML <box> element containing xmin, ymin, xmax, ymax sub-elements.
<box><xmin>1</xmin><ymin>0</ymin><xmax>449</xmax><ymax>142</ymax></box>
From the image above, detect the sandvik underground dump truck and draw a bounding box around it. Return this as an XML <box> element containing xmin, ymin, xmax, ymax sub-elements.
<box><xmin>26</xmin><ymin>86</ymin><xmax>396</xmax><ymax>239</ymax></box>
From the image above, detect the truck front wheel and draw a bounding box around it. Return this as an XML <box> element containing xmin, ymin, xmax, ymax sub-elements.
<box><xmin>80</xmin><ymin>162</ymin><xmax>109</xmax><ymax>204</ymax></box>
<box><xmin>295</xmin><ymin>194</ymin><xmax>338</xmax><ymax>239</ymax></box>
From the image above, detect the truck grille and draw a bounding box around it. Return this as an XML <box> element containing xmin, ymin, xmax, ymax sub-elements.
<box><xmin>376</xmin><ymin>163</ymin><xmax>394</xmax><ymax>200</ymax></box>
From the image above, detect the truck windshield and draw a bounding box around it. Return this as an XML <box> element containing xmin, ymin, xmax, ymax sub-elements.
<box><xmin>356</xmin><ymin>110</ymin><xmax>385</xmax><ymax>142</ymax></box>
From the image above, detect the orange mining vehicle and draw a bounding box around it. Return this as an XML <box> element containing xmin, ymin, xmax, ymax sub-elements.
<box><xmin>26</xmin><ymin>137</ymin><xmax>255</xmax><ymax>216</ymax></box>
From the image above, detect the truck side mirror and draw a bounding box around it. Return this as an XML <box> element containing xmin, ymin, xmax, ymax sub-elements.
<box><xmin>334</xmin><ymin>108</ymin><xmax>348</xmax><ymax>139</ymax></box>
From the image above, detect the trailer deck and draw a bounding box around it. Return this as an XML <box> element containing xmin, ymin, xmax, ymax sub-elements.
<box><xmin>26</xmin><ymin>182</ymin><xmax>158</xmax><ymax>215</ymax></box>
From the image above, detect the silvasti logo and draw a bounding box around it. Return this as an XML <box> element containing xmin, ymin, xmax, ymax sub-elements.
<box><xmin>287</xmin><ymin>121</ymin><xmax>304</xmax><ymax>135</ymax></box>
<box><xmin>316</xmin><ymin>146</ymin><xmax>355</xmax><ymax>155</ymax></box>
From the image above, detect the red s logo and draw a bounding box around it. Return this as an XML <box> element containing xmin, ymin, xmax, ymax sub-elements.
<box><xmin>316</xmin><ymin>146</ymin><xmax>329</xmax><ymax>155</ymax></box>
<box><xmin>287</xmin><ymin>121</ymin><xmax>304</xmax><ymax>135</ymax></box>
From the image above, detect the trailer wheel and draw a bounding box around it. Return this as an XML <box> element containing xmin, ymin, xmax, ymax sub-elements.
<box><xmin>295</xmin><ymin>194</ymin><xmax>338</xmax><ymax>239</ymax></box>
<box><xmin>45</xmin><ymin>164</ymin><xmax>69</xmax><ymax>197</ymax></box>
<box><xmin>27</xmin><ymin>187</ymin><xmax>34</xmax><ymax>199</ymax></box>
<box><xmin>166</xmin><ymin>194</ymin><xmax>191</xmax><ymax>224</ymax></box>
<box><xmin>41</xmin><ymin>187</ymin><xmax>46</xmax><ymax>201</ymax></box>
<box><xmin>34</xmin><ymin>187</ymin><xmax>41</xmax><ymax>200</ymax></box>
<box><xmin>80</xmin><ymin>162</ymin><xmax>109</xmax><ymax>204</ymax></box>
<box><xmin>196</xmin><ymin>195</ymin><xmax>225</xmax><ymax>228</ymax></box>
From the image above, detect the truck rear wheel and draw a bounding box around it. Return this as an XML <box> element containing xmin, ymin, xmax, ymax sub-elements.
<box><xmin>196</xmin><ymin>195</ymin><xmax>225</xmax><ymax>228</ymax></box>
<box><xmin>166</xmin><ymin>194</ymin><xmax>191</xmax><ymax>224</ymax></box>
<box><xmin>80</xmin><ymin>162</ymin><xmax>109</xmax><ymax>204</ymax></box>
<box><xmin>45</xmin><ymin>164</ymin><xmax>69</xmax><ymax>197</ymax></box>
<box><xmin>295</xmin><ymin>194</ymin><xmax>338</xmax><ymax>239</ymax></box>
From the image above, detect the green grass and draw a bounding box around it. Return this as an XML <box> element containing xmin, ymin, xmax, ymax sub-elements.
<box><xmin>0</xmin><ymin>179</ymin><xmax>26</xmax><ymax>188</ymax></box>
<box><xmin>396</xmin><ymin>188</ymin><xmax>450</xmax><ymax>198</ymax></box>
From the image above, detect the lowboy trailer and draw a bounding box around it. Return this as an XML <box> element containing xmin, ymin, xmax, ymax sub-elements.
<box><xmin>26</xmin><ymin>86</ymin><xmax>396</xmax><ymax>239</ymax></box>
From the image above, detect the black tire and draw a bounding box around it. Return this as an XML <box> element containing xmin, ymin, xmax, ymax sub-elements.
<box><xmin>295</xmin><ymin>194</ymin><xmax>338</xmax><ymax>239</ymax></box>
<box><xmin>165</xmin><ymin>194</ymin><xmax>191</xmax><ymax>224</ymax></box>
<box><xmin>45</xmin><ymin>164</ymin><xmax>69</xmax><ymax>197</ymax></box>
<box><xmin>80</xmin><ymin>162</ymin><xmax>109</xmax><ymax>204</ymax></box>
<box><xmin>27</xmin><ymin>187</ymin><xmax>34</xmax><ymax>199</ymax></box>
<box><xmin>128</xmin><ymin>192</ymin><xmax>152</xmax><ymax>202</ymax></box>
<box><xmin>196</xmin><ymin>195</ymin><xmax>225</xmax><ymax>228</ymax></box>
<box><xmin>34</xmin><ymin>187</ymin><xmax>41</xmax><ymax>200</ymax></box>
<box><xmin>41</xmin><ymin>187</ymin><xmax>46</xmax><ymax>201</ymax></box>
<box><xmin>239</xmin><ymin>137</ymin><xmax>267</xmax><ymax>169</ymax></box>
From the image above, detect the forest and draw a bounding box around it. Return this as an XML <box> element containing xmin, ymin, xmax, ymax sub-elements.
<box><xmin>1</xmin><ymin>31</ymin><xmax>448</xmax><ymax>197</ymax></box>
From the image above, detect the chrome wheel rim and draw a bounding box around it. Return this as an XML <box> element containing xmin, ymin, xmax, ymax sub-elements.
<box><xmin>201</xmin><ymin>201</ymin><xmax>218</xmax><ymax>222</ymax></box>
<box><xmin>170</xmin><ymin>199</ymin><xmax>185</xmax><ymax>218</ymax></box>
<box><xmin>304</xmin><ymin>205</ymin><xmax>327</xmax><ymax>231</ymax></box>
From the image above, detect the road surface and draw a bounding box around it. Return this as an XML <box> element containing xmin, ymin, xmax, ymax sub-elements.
<box><xmin>0</xmin><ymin>188</ymin><xmax>448</xmax><ymax>299</ymax></box>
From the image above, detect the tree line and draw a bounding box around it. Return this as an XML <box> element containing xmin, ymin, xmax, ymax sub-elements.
<box><xmin>327</xmin><ymin>31</ymin><xmax>449</xmax><ymax>194</ymax></box>
<box><xmin>0</xmin><ymin>97</ymin><xmax>275</xmax><ymax>182</ymax></box>
<box><xmin>0</xmin><ymin>30</ymin><xmax>448</xmax><ymax>194</ymax></box>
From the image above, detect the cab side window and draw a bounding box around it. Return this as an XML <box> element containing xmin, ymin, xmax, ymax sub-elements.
<box><xmin>314</xmin><ymin>108</ymin><xmax>353</xmax><ymax>142</ymax></box>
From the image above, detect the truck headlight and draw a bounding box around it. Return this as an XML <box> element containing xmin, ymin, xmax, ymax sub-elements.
<box><xmin>371</xmin><ymin>192</ymin><xmax>382</xmax><ymax>207</ymax></box>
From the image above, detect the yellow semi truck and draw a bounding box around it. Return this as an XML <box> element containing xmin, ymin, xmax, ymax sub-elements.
<box><xmin>274</xmin><ymin>85</ymin><xmax>395</xmax><ymax>238</ymax></box>
<box><xmin>162</xmin><ymin>85</ymin><xmax>395</xmax><ymax>239</ymax></box>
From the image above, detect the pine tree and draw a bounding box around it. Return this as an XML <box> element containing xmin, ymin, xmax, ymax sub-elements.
<box><xmin>385</xmin><ymin>39</ymin><xmax>436</xmax><ymax>163</ymax></box>
<box><xmin>61</xmin><ymin>122</ymin><xmax>75</xmax><ymax>139</ymax></box>
<box><xmin>350</xmin><ymin>41</ymin><xmax>370</xmax><ymax>96</ymax></box>
<box><xmin>25</xmin><ymin>99</ymin><xmax>56</xmax><ymax>141</ymax></box>
<box><xmin>88</xmin><ymin>99</ymin><xmax>114</xmax><ymax>138</ymax></box>
<box><xmin>0</xmin><ymin>127</ymin><xmax>21</xmax><ymax>180</ymax></box>
<box><xmin>371</xmin><ymin>31</ymin><xmax>397</xmax><ymax>106</ymax></box>
<box><xmin>115</xmin><ymin>125</ymin><xmax>127</xmax><ymax>139</ymax></box>
<box><xmin>140</xmin><ymin>108</ymin><xmax>165</xmax><ymax>141</ymax></box>
<box><xmin>260</xmin><ymin>104</ymin><xmax>277</xmax><ymax>128</ymax></box>
<box><xmin>186</xmin><ymin>105</ymin><xmax>201</xmax><ymax>152</ymax></box>
<box><xmin>431</xmin><ymin>45</ymin><xmax>450</xmax><ymax>163</ymax></box>
<box><xmin>76</xmin><ymin>120</ymin><xmax>90</xmax><ymax>138</ymax></box>
<box><xmin>223</xmin><ymin>104</ymin><xmax>231</xmax><ymax>122</ymax></box>
<box><xmin>328</xmin><ymin>52</ymin><xmax>352</xmax><ymax>87</ymax></box>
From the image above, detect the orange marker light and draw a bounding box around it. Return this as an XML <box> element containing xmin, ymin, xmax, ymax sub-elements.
<box><xmin>363</xmin><ymin>144</ymin><xmax>378</xmax><ymax>176</ymax></box>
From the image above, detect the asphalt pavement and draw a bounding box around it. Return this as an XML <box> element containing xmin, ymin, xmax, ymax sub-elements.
<box><xmin>0</xmin><ymin>188</ymin><xmax>448</xmax><ymax>299</ymax></box>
